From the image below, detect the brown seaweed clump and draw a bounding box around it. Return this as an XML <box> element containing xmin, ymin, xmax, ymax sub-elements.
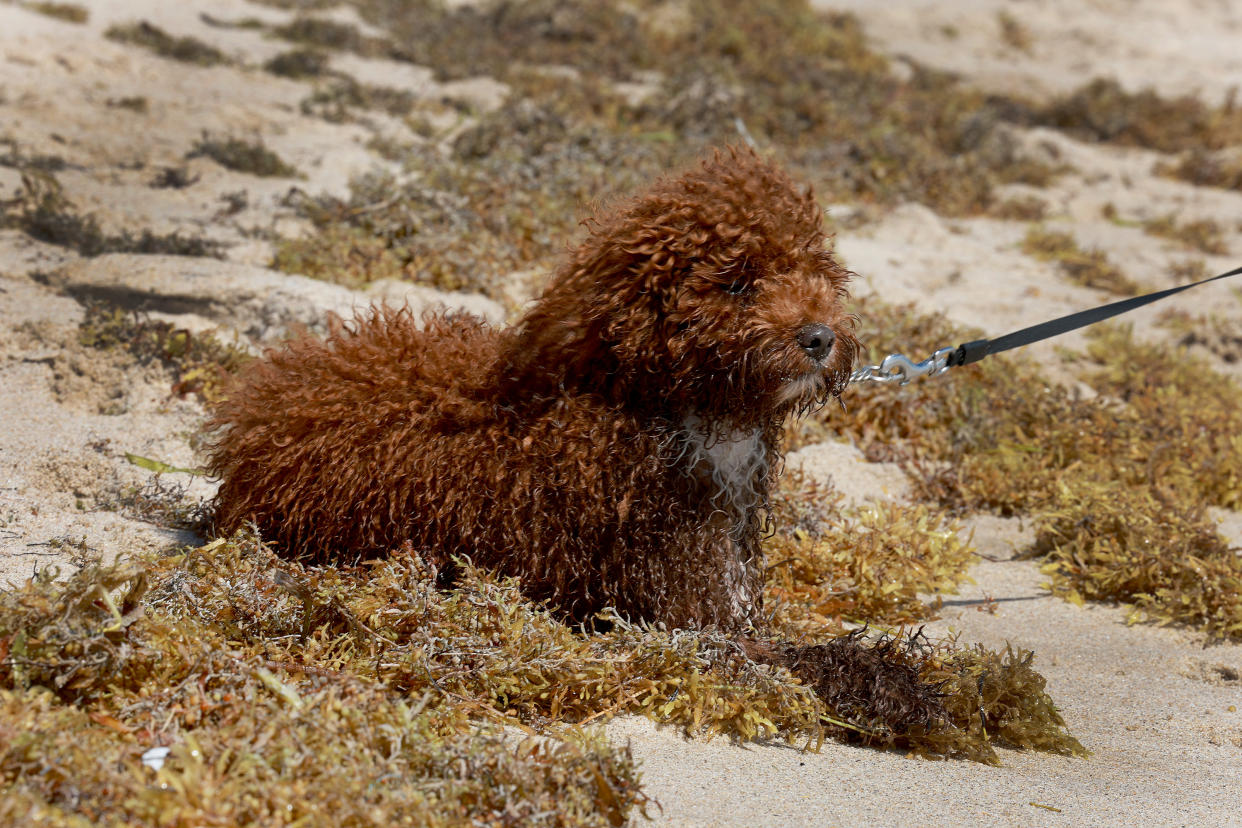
<box><xmin>1020</xmin><ymin>226</ymin><xmax>1142</xmax><ymax>295</ymax></box>
<box><xmin>1159</xmin><ymin>310</ymin><xmax>1242</xmax><ymax>365</ymax></box>
<box><xmin>1037</xmin><ymin>78</ymin><xmax>1242</xmax><ymax>153</ymax></box>
<box><xmin>187</xmin><ymin>134</ymin><xmax>301</xmax><ymax>178</ymax></box>
<box><xmin>0</xmin><ymin>528</ymin><xmax>1087</xmax><ymax>825</ymax></box>
<box><xmin>823</xmin><ymin>296</ymin><xmax>1242</xmax><ymax>641</ymax></box>
<box><xmin>271</xmin><ymin>0</ymin><xmax>1069</xmax><ymax>296</ymax></box>
<box><xmin>0</xmin><ymin>542</ymin><xmax>649</xmax><ymax>827</ymax></box>
<box><xmin>765</xmin><ymin>483</ymin><xmax>977</xmax><ymax>633</ymax></box>
<box><xmin>1160</xmin><ymin>149</ymin><xmax>1242</xmax><ymax>192</ymax></box>
<box><xmin>1024</xmin><ymin>487</ymin><xmax>1242</xmax><ymax>639</ymax></box>
<box><xmin>104</xmin><ymin>21</ymin><xmax>229</xmax><ymax>66</ymax></box>
<box><xmin>1141</xmin><ymin>214</ymin><xmax>1230</xmax><ymax>256</ymax></box>
<box><xmin>77</xmin><ymin>302</ymin><xmax>252</xmax><ymax>403</ymax></box>
<box><xmin>2</xmin><ymin>169</ymin><xmax>224</xmax><ymax>259</ymax></box>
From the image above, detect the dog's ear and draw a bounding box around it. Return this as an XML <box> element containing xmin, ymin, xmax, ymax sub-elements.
<box><xmin>497</xmin><ymin>216</ymin><xmax>682</xmax><ymax>403</ymax></box>
<box><xmin>496</xmin><ymin>286</ymin><xmax>614</xmax><ymax>403</ymax></box>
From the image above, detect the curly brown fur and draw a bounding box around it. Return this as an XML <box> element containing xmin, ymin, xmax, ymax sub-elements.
<box><xmin>780</xmin><ymin>630</ymin><xmax>947</xmax><ymax>742</ymax></box>
<box><xmin>207</xmin><ymin>147</ymin><xmax>858</xmax><ymax>633</ymax></box>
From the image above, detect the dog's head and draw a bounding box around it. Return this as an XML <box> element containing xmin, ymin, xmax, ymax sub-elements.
<box><xmin>503</xmin><ymin>147</ymin><xmax>858</xmax><ymax>426</ymax></box>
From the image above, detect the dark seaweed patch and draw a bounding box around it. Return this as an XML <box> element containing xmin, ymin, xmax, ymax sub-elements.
<box><xmin>105</xmin><ymin>21</ymin><xmax>229</xmax><ymax>66</ymax></box>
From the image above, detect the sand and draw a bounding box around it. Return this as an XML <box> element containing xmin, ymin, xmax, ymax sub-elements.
<box><xmin>1</xmin><ymin>1</ymin><xmax>1240</xmax><ymax>825</ymax></box>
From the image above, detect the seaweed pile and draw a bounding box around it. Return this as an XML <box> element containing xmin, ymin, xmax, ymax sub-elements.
<box><xmin>1</xmin><ymin>169</ymin><xmax>224</xmax><ymax>260</ymax></box>
<box><xmin>9</xmin><ymin>0</ymin><xmax>1242</xmax><ymax>822</ymax></box>
<box><xmin>0</xmin><ymin>545</ymin><xmax>646</xmax><ymax>826</ymax></box>
<box><xmin>1</xmin><ymin>520</ymin><xmax>1086</xmax><ymax>825</ymax></box>
<box><xmin>266</xmin><ymin>0</ymin><xmax>1039</xmax><ymax>297</ymax></box>
<box><xmin>258</xmin><ymin>0</ymin><xmax>1241</xmax><ymax>299</ymax></box>
<box><xmin>823</xmin><ymin>298</ymin><xmax>1242</xmax><ymax>641</ymax></box>
<box><xmin>76</xmin><ymin>303</ymin><xmax>252</xmax><ymax>404</ymax></box>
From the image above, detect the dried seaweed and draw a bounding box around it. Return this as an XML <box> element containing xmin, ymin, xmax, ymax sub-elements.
<box><xmin>2</xmin><ymin>169</ymin><xmax>224</xmax><ymax>258</ymax></box>
<box><xmin>271</xmin><ymin>15</ymin><xmax>405</xmax><ymax>60</ymax></box>
<box><xmin>1160</xmin><ymin>309</ymin><xmax>1242</xmax><ymax>364</ymax></box>
<box><xmin>1078</xmin><ymin>325</ymin><xmax>1242</xmax><ymax>510</ymax></box>
<box><xmin>78</xmin><ymin>302</ymin><xmax>251</xmax><ymax>402</ymax></box>
<box><xmin>273</xmin><ymin>137</ymin><xmax>665</xmax><ymax>295</ymax></box>
<box><xmin>107</xmin><ymin>95</ymin><xmax>149</xmax><ymax>114</ymax></box>
<box><xmin>823</xmin><ymin>296</ymin><xmax>1242</xmax><ymax>638</ymax></box>
<box><xmin>0</xmin><ymin>546</ymin><xmax>649</xmax><ymax>826</ymax></box>
<box><xmin>841</xmin><ymin>307</ymin><xmax>1242</xmax><ymax>518</ymax></box>
<box><xmin>0</xmin><ymin>685</ymin><xmax>645</xmax><ymax>828</ymax></box>
<box><xmin>112</xmin><ymin>474</ymin><xmax>210</xmax><ymax>532</ymax></box>
<box><xmin>1035</xmin><ymin>78</ymin><xmax>1242</xmax><ymax>153</ymax></box>
<box><xmin>779</xmin><ymin>629</ymin><xmax>946</xmax><ymax>745</ymax></box>
<box><xmin>276</xmin><ymin>0</ymin><xmax>1062</xmax><ymax>298</ymax></box>
<box><xmin>926</xmin><ymin>642</ymin><xmax>1086</xmax><ymax>758</ymax></box>
<box><xmin>996</xmin><ymin>11</ymin><xmax>1033</xmax><ymax>54</ymax></box>
<box><xmin>1020</xmin><ymin>226</ymin><xmax>1142</xmax><ymax>294</ymax></box>
<box><xmin>0</xmin><ymin>138</ymin><xmax>67</xmax><ymax>172</ymax></box>
<box><xmin>0</xmin><ymin>526</ymin><xmax>1085</xmax><ymax>825</ymax></box>
<box><xmin>187</xmin><ymin>134</ymin><xmax>301</xmax><ymax>178</ymax></box>
<box><xmin>299</xmin><ymin>76</ymin><xmax>417</xmax><ymax>122</ymax></box>
<box><xmin>104</xmin><ymin>21</ymin><xmax>229</xmax><ymax>66</ymax></box>
<box><xmin>1023</xmin><ymin>487</ymin><xmax>1242</xmax><ymax>640</ymax></box>
<box><xmin>23</xmin><ymin>2</ymin><xmax>88</xmax><ymax>24</ymax></box>
<box><xmin>263</xmin><ymin>47</ymin><xmax>331</xmax><ymax>79</ymax></box>
<box><xmin>989</xmin><ymin>195</ymin><xmax>1047</xmax><ymax>222</ymax></box>
<box><xmin>1141</xmin><ymin>214</ymin><xmax>1229</xmax><ymax>255</ymax></box>
<box><xmin>143</xmin><ymin>535</ymin><xmax>1076</xmax><ymax>761</ymax></box>
<box><xmin>1160</xmin><ymin>149</ymin><xmax>1242</xmax><ymax>191</ymax></box>
<box><xmin>766</xmin><ymin>487</ymin><xmax>977</xmax><ymax>634</ymax></box>
<box><xmin>148</xmin><ymin>166</ymin><xmax>198</xmax><ymax>190</ymax></box>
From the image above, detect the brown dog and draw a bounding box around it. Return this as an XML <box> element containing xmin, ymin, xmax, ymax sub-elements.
<box><xmin>208</xmin><ymin>147</ymin><xmax>858</xmax><ymax>633</ymax></box>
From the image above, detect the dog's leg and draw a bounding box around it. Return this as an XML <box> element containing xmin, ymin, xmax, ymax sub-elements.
<box><xmin>675</xmin><ymin>417</ymin><xmax>771</xmax><ymax>631</ymax></box>
<box><xmin>695</xmin><ymin>513</ymin><xmax>762</xmax><ymax>630</ymax></box>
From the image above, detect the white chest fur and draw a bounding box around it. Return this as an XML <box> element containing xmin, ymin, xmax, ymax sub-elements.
<box><xmin>677</xmin><ymin>415</ymin><xmax>766</xmax><ymax>622</ymax></box>
<box><xmin>677</xmin><ymin>415</ymin><xmax>768</xmax><ymax>521</ymax></box>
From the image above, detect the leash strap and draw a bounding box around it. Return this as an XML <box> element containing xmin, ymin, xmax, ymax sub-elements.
<box><xmin>948</xmin><ymin>264</ymin><xmax>1242</xmax><ymax>367</ymax></box>
<box><xmin>851</xmin><ymin>264</ymin><xmax>1242</xmax><ymax>385</ymax></box>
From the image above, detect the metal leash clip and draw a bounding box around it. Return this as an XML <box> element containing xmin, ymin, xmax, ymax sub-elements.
<box><xmin>849</xmin><ymin>346</ymin><xmax>956</xmax><ymax>386</ymax></box>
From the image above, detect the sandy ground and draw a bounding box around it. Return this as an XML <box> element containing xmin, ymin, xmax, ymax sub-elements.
<box><xmin>2</xmin><ymin>1</ymin><xmax>1240</xmax><ymax>825</ymax></box>
<box><xmin>810</xmin><ymin>0</ymin><xmax>1242</xmax><ymax>107</ymax></box>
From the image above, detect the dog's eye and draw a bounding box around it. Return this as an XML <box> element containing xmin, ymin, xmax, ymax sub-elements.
<box><xmin>721</xmin><ymin>274</ymin><xmax>758</xmax><ymax>297</ymax></box>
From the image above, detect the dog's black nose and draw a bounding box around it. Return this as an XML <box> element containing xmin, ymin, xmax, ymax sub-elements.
<box><xmin>797</xmin><ymin>324</ymin><xmax>835</xmax><ymax>361</ymax></box>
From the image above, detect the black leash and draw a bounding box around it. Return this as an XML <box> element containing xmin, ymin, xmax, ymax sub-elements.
<box><xmin>850</xmin><ymin>264</ymin><xmax>1242</xmax><ymax>385</ymax></box>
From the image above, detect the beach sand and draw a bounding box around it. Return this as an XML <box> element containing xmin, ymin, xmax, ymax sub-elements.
<box><xmin>1</xmin><ymin>1</ymin><xmax>1239</xmax><ymax>824</ymax></box>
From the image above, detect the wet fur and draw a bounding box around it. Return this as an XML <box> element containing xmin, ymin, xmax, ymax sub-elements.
<box><xmin>207</xmin><ymin>147</ymin><xmax>859</xmax><ymax>633</ymax></box>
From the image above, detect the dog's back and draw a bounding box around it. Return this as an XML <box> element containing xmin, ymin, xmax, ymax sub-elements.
<box><xmin>208</xmin><ymin>307</ymin><xmax>504</xmax><ymax>562</ymax></box>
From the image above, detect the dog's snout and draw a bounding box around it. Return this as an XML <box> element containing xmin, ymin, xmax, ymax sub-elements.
<box><xmin>797</xmin><ymin>324</ymin><xmax>835</xmax><ymax>361</ymax></box>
